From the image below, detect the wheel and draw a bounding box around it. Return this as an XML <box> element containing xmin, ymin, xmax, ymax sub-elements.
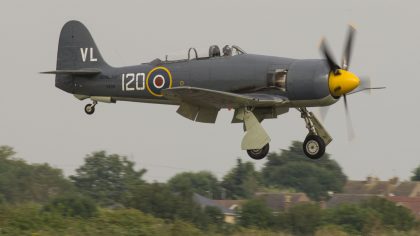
<box><xmin>303</xmin><ymin>135</ymin><xmax>325</xmax><ymax>159</ymax></box>
<box><xmin>247</xmin><ymin>143</ymin><xmax>270</xmax><ymax>160</ymax></box>
<box><xmin>84</xmin><ymin>104</ymin><xmax>95</xmax><ymax>115</ymax></box>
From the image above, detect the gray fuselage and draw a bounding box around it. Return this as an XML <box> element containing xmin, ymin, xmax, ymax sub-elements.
<box><xmin>57</xmin><ymin>54</ymin><xmax>338</xmax><ymax>108</ymax></box>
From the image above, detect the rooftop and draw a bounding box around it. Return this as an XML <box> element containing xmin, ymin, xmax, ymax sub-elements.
<box><xmin>343</xmin><ymin>177</ymin><xmax>420</xmax><ymax>197</ymax></box>
<box><xmin>193</xmin><ymin>193</ymin><xmax>236</xmax><ymax>215</ymax></box>
<box><xmin>326</xmin><ymin>193</ymin><xmax>379</xmax><ymax>208</ymax></box>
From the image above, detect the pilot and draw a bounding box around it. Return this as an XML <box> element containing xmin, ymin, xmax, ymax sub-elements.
<box><xmin>209</xmin><ymin>45</ymin><xmax>221</xmax><ymax>57</ymax></box>
<box><xmin>223</xmin><ymin>45</ymin><xmax>232</xmax><ymax>56</ymax></box>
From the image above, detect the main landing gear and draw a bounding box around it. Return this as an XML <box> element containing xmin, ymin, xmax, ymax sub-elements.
<box><xmin>234</xmin><ymin>107</ymin><xmax>272</xmax><ymax>160</ymax></box>
<box><xmin>236</xmin><ymin>106</ymin><xmax>332</xmax><ymax>160</ymax></box>
<box><xmin>84</xmin><ymin>101</ymin><xmax>97</xmax><ymax>115</ymax></box>
<box><xmin>303</xmin><ymin>135</ymin><xmax>325</xmax><ymax>159</ymax></box>
<box><xmin>298</xmin><ymin>108</ymin><xmax>332</xmax><ymax>159</ymax></box>
<box><xmin>238</xmin><ymin>106</ymin><xmax>332</xmax><ymax>160</ymax></box>
<box><xmin>247</xmin><ymin>143</ymin><xmax>270</xmax><ymax>160</ymax></box>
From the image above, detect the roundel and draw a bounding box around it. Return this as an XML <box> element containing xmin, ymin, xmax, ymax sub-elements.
<box><xmin>146</xmin><ymin>67</ymin><xmax>173</xmax><ymax>97</ymax></box>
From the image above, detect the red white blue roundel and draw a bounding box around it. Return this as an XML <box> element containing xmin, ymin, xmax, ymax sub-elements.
<box><xmin>146</xmin><ymin>67</ymin><xmax>173</xmax><ymax>97</ymax></box>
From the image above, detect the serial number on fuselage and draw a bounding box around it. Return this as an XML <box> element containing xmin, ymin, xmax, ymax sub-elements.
<box><xmin>121</xmin><ymin>73</ymin><xmax>145</xmax><ymax>91</ymax></box>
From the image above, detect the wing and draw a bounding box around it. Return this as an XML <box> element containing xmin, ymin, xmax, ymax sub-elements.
<box><xmin>162</xmin><ymin>87</ymin><xmax>288</xmax><ymax>109</ymax></box>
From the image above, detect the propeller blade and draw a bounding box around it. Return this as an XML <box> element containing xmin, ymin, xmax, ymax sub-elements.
<box><xmin>320</xmin><ymin>38</ymin><xmax>341</xmax><ymax>74</ymax></box>
<box><xmin>319</xmin><ymin>106</ymin><xmax>330</xmax><ymax>122</ymax></box>
<box><xmin>348</xmin><ymin>87</ymin><xmax>386</xmax><ymax>95</ymax></box>
<box><xmin>347</xmin><ymin>76</ymin><xmax>386</xmax><ymax>95</ymax></box>
<box><xmin>343</xmin><ymin>95</ymin><xmax>355</xmax><ymax>141</ymax></box>
<box><xmin>342</xmin><ymin>25</ymin><xmax>356</xmax><ymax>70</ymax></box>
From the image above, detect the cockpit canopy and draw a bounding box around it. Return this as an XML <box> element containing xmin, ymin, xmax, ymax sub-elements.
<box><xmin>161</xmin><ymin>45</ymin><xmax>246</xmax><ymax>62</ymax></box>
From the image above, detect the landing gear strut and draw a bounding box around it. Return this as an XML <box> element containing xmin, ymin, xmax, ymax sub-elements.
<box><xmin>235</xmin><ymin>107</ymin><xmax>271</xmax><ymax>160</ymax></box>
<box><xmin>84</xmin><ymin>101</ymin><xmax>97</xmax><ymax>115</ymax></box>
<box><xmin>298</xmin><ymin>108</ymin><xmax>332</xmax><ymax>159</ymax></box>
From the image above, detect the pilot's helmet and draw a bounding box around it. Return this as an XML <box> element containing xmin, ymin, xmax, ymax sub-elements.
<box><xmin>209</xmin><ymin>45</ymin><xmax>221</xmax><ymax>57</ymax></box>
<box><xmin>223</xmin><ymin>45</ymin><xmax>232</xmax><ymax>56</ymax></box>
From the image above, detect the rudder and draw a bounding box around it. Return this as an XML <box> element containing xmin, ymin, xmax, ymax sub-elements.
<box><xmin>56</xmin><ymin>21</ymin><xmax>109</xmax><ymax>70</ymax></box>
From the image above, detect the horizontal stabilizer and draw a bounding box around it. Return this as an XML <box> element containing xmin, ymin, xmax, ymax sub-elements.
<box><xmin>40</xmin><ymin>68</ymin><xmax>101</xmax><ymax>75</ymax></box>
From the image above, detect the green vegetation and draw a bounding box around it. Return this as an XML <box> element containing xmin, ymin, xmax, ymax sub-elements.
<box><xmin>261</xmin><ymin>141</ymin><xmax>347</xmax><ymax>200</ymax></box>
<box><xmin>70</xmin><ymin>151</ymin><xmax>146</xmax><ymax>206</ymax></box>
<box><xmin>277</xmin><ymin>203</ymin><xmax>324</xmax><ymax>235</ymax></box>
<box><xmin>412</xmin><ymin>165</ymin><xmax>420</xmax><ymax>181</ymax></box>
<box><xmin>0</xmin><ymin>144</ymin><xmax>418</xmax><ymax>235</ymax></box>
<box><xmin>360</xmin><ymin>197</ymin><xmax>417</xmax><ymax>231</ymax></box>
<box><xmin>0</xmin><ymin>146</ymin><xmax>74</xmax><ymax>204</ymax></box>
<box><xmin>42</xmin><ymin>194</ymin><xmax>98</xmax><ymax>218</ymax></box>
<box><xmin>168</xmin><ymin>171</ymin><xmax>222</xmax><ymax>199</ymax></box>
<box><xmin>0</xmin><ymin>204</ymin><xmax>204</xmax><ymax>236</ymax></box>
<box><xmin>221</xmin><ymin>158</ymin><xmax>260</xmax><ymax>199</ymax></box>
<box><xmin>126</xmin><ymin>182</ymin><xmax>215</xmax><ymax>229</ymax></box>
<box><xmin>239</xmin><ymin>199</ymin><xmax>274</xmax><ymax>228</ymax></box>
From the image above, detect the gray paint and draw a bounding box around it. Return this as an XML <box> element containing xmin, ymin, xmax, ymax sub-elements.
<box><xmin>55</xmin><ymin>21</ymin><xmax>336</xmax><ymax>109</ymax></box>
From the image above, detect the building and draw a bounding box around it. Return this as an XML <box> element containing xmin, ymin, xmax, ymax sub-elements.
<box><xmin>387</xmin><ymin>196</ymin><xmax>420</xmax><ymax>220</ymax></box>
<box><xmin>255</xmin><ymin>192</ymin><xmax>311</xmax><ymax>213</ymax></box>
<box><xmin>325</xmin><ymin>193</ymin><xmax>378</xmax><ymax>208</ymax></box>
<box><xmin>193</xmin><ymin>192</ymin><xmax>311</xmax><ymax>223</ymax></box>
<box><xmin>325</xmin><ymin>177</ymin><xmax>420</xmax><ymax>219</ymax></box>
<box><xmin>343</xmin><ymin>177</ymin><xmax>420</xmax><ymax>197</ymax></box>
<box><xmin>193</xmin><ymin>193</ymin><xmax>239</xmax><ymax>224</ymax></box>
<box><xmin>213</xmin><ymin>199</ymin><xmax>244</xmax><ymax>212</ymax></box>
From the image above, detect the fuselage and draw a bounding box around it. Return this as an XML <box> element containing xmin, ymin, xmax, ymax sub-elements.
<box><xmin>56</xmin><ymin>53</ymin><xmax>338</xmax><ymax>108</ymax></box>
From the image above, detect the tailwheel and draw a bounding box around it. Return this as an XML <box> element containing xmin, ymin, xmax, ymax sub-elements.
<box><xmin>247</xmin><ymin>143</ymin><xmax>269</xmax><ymax>160</ymax></box>
<box><xmin>303</xmin><ymin>135</ymin><xmax>325</xmax><ymax>159</ymax></box>
<box><xmin>84</xmin><ymin>104</ymin><xmax>95</xmax><ymax>115</ymax></box>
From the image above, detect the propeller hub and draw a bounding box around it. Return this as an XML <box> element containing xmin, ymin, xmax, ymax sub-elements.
<box><xmin>328</xmin><ymin>69</ymin><xmax>360</xmax><ymax>97</ymax></box>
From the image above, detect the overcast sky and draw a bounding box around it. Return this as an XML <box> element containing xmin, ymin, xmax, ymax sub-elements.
<box><xmin>0</xmin><ymin>0</ymin><xmax>418</xmax><ymax>182</ymax></box>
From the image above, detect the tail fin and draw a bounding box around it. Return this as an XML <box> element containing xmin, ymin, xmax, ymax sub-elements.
<box><xmin>56</xmin><ymin>21</ymin><xmax>109</xmax><ymax>70</ymax></box>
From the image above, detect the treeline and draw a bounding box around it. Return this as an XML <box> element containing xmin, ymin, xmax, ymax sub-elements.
<box><xmin>0</xmin><ymin>143</ymin><xmax>419</xmax><ymax>235</ymax></box>
<box><xmin>239</xmin><ymin>197</ymin><xmax>418</xmax><ymax>235</ymax></box>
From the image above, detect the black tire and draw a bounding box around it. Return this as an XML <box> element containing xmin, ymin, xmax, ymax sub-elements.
<box><xmin>84</xmin><ymin>104</ymin><xmax>95</xmax><ymax>115</ymax></box>
<box><xmin>303</xmin><ymin>135</ymin><xmax>325</xmax><ymax>159</ymax></box>
<box><xmin>247</xmin><ymin>143</ymin><xmax>270</xmax><ymax>160</ymax></box>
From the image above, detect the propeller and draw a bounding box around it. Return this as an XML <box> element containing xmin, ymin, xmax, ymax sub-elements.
<box><xmin>320</xmin><ymin>25</ymin><xmax>359</xmax><ymax>140</ymax></box>
<box><xmin>320</xmin><ymin>38</ymin><xmax>340</xmax><ymax>74</ymax></box>
<box><xmin>342</xmin><ymin>25</ymin><xmax>355</xmax><ymax>71</ymax></box>
<box><xmin>348</xmin><ymin>76</ymin><xmax>386</xmax><ymax>95</ymax></box>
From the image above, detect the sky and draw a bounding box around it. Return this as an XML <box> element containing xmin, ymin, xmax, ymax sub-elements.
<box><xmin>0</xmin><ymin>0</ymin><xmax>419</xmax><ymax>182</ymax></box>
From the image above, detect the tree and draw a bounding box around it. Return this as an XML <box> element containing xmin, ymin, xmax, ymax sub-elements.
<box><xmin>42</xmin><ymin>194</ymin><xmax>98</xmax><ymax>218</ymax></box>
<box><xmin>411</xmin><ymin>165</ymin><xmax>420</xmax><ymax>181</ymax></box>
<box><xmin>127</xmin><ymin>182</ymin><xmax>211</xmax><ymax>229</ymax></box>
<box><xmin>221</xmin><ymin>159</ymin><xmax>260</xmax><ymax>199</ymax></box>
<box><xmin>239</xmin><ymin>199</ymin><xmax>274</xmax><ymax>229</ymax></box>
<box><xmin>0</xmin><ymin>203</ymin><xmax>206</xmax><ymax>235</ymax></box>
<box><xmin>323</xmin><ymin>204</ymin><xmax>381</xmax><ymax>235</ymax></box>
<box><xmin>203</xmin><ymin>206</ymin><xmax>224</xmax><ymax>226</ymax></box>
<box><xmin>70</xmin><ymin>151</ymin><xmax>146</xmax><ymax>205</ymax></box>
<box><xmin>261</xmin><ymin>141</ymin><xmax>347</xmax><ymax>200</ymax></box>
<box><xmin>0</xmin><ymin>145</ymin><xmax>15</xmax><ymax>159</ymax></box>
<box><xmin>279</xmin><ymin>203</ymin><xmax>324</xmax><ymax>235</ymax></box>
<box><xmin>127</xmin><ymin>183</ymin><xmax>182</xmax><ymax>220</ymax></box>
<box><xmin>168</xmin><ymin>171</ymin><xmax>222</xmax><ymax>199</ymax></box>
<box><xmin>0</xmin><ymin>146</ymin><xmax>74</xmax><ymax>203</ymax></box>
<box><xmin>361</xmin><ymin>197</ymin><xmax>416</xmax><ymax>231</ymax></box>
